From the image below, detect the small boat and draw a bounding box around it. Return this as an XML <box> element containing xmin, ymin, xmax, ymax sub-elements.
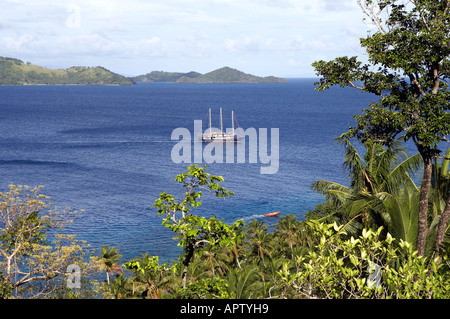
<box><xmin>264</xmin><ymin>211</ymin><xmax>280</xmax><ymax>217</ymax></box>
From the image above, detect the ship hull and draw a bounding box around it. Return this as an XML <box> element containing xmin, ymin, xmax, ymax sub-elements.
<box><xmin>199</xmin><ymin>132</ymin><xmax>239</xmax><ymax>143</ymax></box>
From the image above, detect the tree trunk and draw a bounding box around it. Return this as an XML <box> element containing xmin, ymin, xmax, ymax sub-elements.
<box><xmin>417</xmin><ymin>154</ymin><xmax>432</xmax><ymax>256</ymax></box>
<box><xmin>234</xmin><ymin>245</ymin><xmax>242</xmax><ymax>269</ymax></box>
<box><xmin>435</xmin><ymin>195</ymin><xmax>450</xmax><ymax>261</ymax></box>
<box><xmin>181</xmin><ymin>243</ymin><xmax>194</xmax><ymax>290</ymax></box>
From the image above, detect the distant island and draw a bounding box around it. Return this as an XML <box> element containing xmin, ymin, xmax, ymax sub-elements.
<box><xmin>133</xmin><ymin>67</ymin><xmax>286</xmax><ymax>83</ymax></box>
<box><xmin>0</xmin><ymin>57</ymin><xmax>286</xmax><ymax>85</ymax></box>
<box><xmin>0</xmin><ymin>57</ymin><xmax>135</xmax><ymax>85</ymax></box>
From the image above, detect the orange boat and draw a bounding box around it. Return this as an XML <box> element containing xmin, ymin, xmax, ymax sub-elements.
<box><xmin>264</xmin><ymin>211</ymin><xmax>280</xmax><ymax>217</ymax></box>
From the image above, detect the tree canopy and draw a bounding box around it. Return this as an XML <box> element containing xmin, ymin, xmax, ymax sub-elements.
<box><xmin>312</xmin><ymin>0</ymin><xmax>450</xmax><ymax>256</ymax></box>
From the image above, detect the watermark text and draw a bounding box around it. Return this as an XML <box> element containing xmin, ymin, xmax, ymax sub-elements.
<box><xmin>171</xmin><ymin>120</ymin><xmax>279</xmax><ymax>174</ymax></box>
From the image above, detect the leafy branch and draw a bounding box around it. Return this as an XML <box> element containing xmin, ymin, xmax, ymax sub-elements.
<box><xmin>153</xmin><ymin>165</ymin><xmax>244</xmax><ymax>290</ymax></box>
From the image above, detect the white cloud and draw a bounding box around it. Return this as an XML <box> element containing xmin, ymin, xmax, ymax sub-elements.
<box><xmin>137</xmin><ymin>36</ymin><xmax>167</xmax><ymax>57</ymax></box>
<box><xmin>1</xmin><ymin>34</ymin><xmax>33</xmax><ymax>51</ymax></box>
<box><xmin>287</xmin><ymin>35</ymin><xmax>305</xmax><ymax>52</ymax></box>
<box><xmin>0</xmin><ymin>0</ymin><xmax>371</xmax><ymax>76</ymax></box>
<box><xmin>319</xmin><ymin>0</ymin><xmax>357</xmax><ymax>11</ymax></box>
<box><xmin>0</xmin><ymin>33</ymin><xmax>49</xmax><ymax>55</ymax></box>
<box><xmin>55</xmin><ymin>33</ymin><xmax>124</xmax><ymax>54</ymax></box>
<box><xmin>224</xmin><ymin>35</ymin><xmax>279</xmax><ymax>54</ymax></box>
<box><xmin>247</xmin><ymin>0</ymin><xmax>297</xmax><ymax>8</ymax></box>
<box><xmin>175</xmin><ymin>29</ymin><xmax>212</xmax><ymax>58</ymax></box>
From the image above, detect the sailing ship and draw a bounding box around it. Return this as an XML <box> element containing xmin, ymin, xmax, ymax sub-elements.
<box><xmin>199</xmin><ymin>108</ymin><xmax>239</xmax><ymax>143</ymax></box>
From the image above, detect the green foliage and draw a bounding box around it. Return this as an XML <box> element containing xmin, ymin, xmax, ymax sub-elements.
<box><xmin>100</xmin><ymin>273</ymin><xmax>134</xmax><ymax>299</ymax></box>
<box><xmin>0</xmin><ymin>273</ymin><xmax>13</xmax><ymax>299</ymax></box>
<box><xmin>6</xmin><ymin>165</ymin><xmax>444</xmax><ymax>299</ymax></box>
<box><xmin>153</xmin><ymin>165</ymin><xmax>245</xmax><ymax>290</ymax></box>
<box><xmin>245</xmin><ymin>219</ymin><xmax>274</xmax><ymax>264</ymax></box>
<box><xmin>312</xmin><ymin>1</ymin><xmax>450</xmax><ymax>257</ymax></box>
<box><xmin>120</xmin><ymin>254</ymin><xmax>174</xmax><ymax>299</ymax></box>
<box><xmin>279</xmin><ymin>220</ymin><xmax>450</xmax><ymax>299</ymax></box>
<box><xmin>99</xmin><ymin>210</ymin><xmax>450</xmax><ymax>299</ymax></box>
<box><xmin>312</xmin><ymin>138</ymin><xmax>422</xmax><ymax>236</ymax></box>
<box><xmin>383</xmin><ymin>183</ymin><xmax>419</xmax><ymax>244</ymax></box>
<box><xmin>0</xmin><ymin>184</ymin><xmax>97</xmax><ymax>298</ymax></box>
<box><xmin>124</xmin><ymin>254</ymin><xmax>162</xmax><ymax>277</ymax></box>
<box><xmin>312</xmin><ymin>0</ymin><xmax>449</xmax><ymax>149</ymax></box>
<box><xmin>94</xmin><ymin>245</ymin><xmax>123</xmax><ymax>286</ymax></box>
<box><xmin>99</xmin><ymin>245</ymin><xmax>122</xmax><ymax>270</ymax></box>
<box><xmin>153</xmin><ymin>165</ymin><xmax>244</xmax><ymax>250</ymax></box>
<box><xmin>97</xmin><ymin>163</ymin><xmax>449</xmax><ymax>300</ymax></box>
<box><xmin>177</xmin><ymin>277</ymin><xmax>230</xmax><ymax>299</ymax></box>
<box><xmin>226</xmin><ymin>265</ymin><xmax>262</xmax><ymax>299</ymax></box>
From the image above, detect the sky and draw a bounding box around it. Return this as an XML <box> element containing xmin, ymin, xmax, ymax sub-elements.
<box><xmin>0</xmin><ymin>0</ymin><xmax>375</xmax><ymax>78</ymax></box>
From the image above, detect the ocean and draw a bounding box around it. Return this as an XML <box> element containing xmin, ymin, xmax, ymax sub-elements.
<box><xmin>0</xmin><ymin>79</ymin><xmax>379</xmax><ymax>262</ymax></box>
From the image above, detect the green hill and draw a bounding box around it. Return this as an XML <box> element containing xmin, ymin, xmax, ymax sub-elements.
<box><xmin>177</xmin><ymin>67</ymin><xmax>286</xmax><ymax>83</ymax></box>
<box><xmin>0</xmin><ymin>57</ymin><xmax>135</xmax><ymax>85</ymax></box>
<box><xmin>132</xmin><ymin>70</ymin><xmax>201</xmax><ymax>82</ymax></box>
<box><xmin>133</xmin><ymin>67</ymin><xmax>286</xmax><ymax>83</ymax></box>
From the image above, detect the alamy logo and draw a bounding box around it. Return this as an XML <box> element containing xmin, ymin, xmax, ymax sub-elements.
<box><xmin>66</xmin><ymin>4</ymin><xmax>81</xmax><ymax>29</ymax></box>
<box><xmin>66</xmin><ymin>264</ymin><xmax>81</xmax><ymax>289</ymax></box>
<box><xmin>171</xmin><ymin>120</ymin><xmax>279</xmax><ymax>174</ymax></box>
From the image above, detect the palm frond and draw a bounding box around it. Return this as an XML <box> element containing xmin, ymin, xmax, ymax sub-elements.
<box><xmin>312</xmin><ymin>138</ymin><xmax>426</xmax><ymax>238</ymax></box>
<box><xmin>385</xmin><ymin>153</ymin><xmax>422</xmax><ymax>194</ymax></box>
<box><xmin>311</xmin><ymin>180</ymin><xmax>352</xmax><ymax>207</ymax></box>
<box><xmin>345</xmin><ymin>198</ymin><xmax>372</xmax><ymax>217</ymax></box>
<box><xmin>373</xmin><ymin>141</ymin><xmax>401</xmax><ymax>183</ymax></box>
<box><xmin>226</xmin><ymin>265</ymin><xmax>260</xmax><ymax>299</ymax></box>
<box><xmin>383</xmin><ymin>186</ymin><xmax>419</xmax><ymax>245</ymax></box>
<box><xmin>338</xmin><ymin>213</ymin><xmax>364</xmax><ymax>236</ymax></box>
<box><xmin>311</xmin><ymin>180</ymin><xmax>351</xmax><ymax>194</ymax></box>
<box><xmin>339</xmin><ymin>138</ymin><xmax>366</xmax><ymax>190</ymax></box>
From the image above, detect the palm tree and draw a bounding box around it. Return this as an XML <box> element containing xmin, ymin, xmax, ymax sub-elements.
<box><xmin>273</xmin><ymin>214</ymin><xmax>301</xmax><ymax>260</ymax></box>
<box><xmin>380</xmin><ymin>147</ymin><xmax>450</xmax><ymax>257</ymax></box>
<box><xmin>312</xmin><ymin>138</ymin><xmax>422</xmax><ymax>236</ymax></box>
<box><xmin>246</xmin><ymin>218</ymin><xmax>268</xmax><ymax>235</ymax></box>
<box><xmin>196</xmin><ymin>244</ymin><xmax>234</xmax><ymax>276</ymax></box>
<box><xmin>245</xmin><ymin>219</ymin><xmax>274</xmax><ymax>265</ymax></box>
<box><xmin>226</xmin><ymin>264</ymin><xmax>261</xmax><ymax>299</ymax></box>
<box><xmin>99</xmin><ymin>245</ymin><xmax>123</xmax><ymax>285</ymax></box>
<box><xmin>101</xmin><ymin>273</ymin><xmax>132</xmax><ymax>299</ymax></box>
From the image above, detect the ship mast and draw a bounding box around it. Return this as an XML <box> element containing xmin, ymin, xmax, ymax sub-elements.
<box><xmin>220</xmin><ymin>107</ymin><xmax>223</xmax><ymax>136</ymax></box>
<box><xmin>209</xmin><ymin>108</ymin><xmax>212</xmax><ymax>134</ymax></box>
<box><xmin>232</xmin><ymin>110</ymin><xmax>234</xmax><ymax>135</ymax></box>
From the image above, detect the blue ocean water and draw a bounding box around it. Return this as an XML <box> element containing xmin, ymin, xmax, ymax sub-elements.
<box><xmin>0</xmin><ymin>79</ymin><xmax>379</xmax><ymax>262</ymax></box>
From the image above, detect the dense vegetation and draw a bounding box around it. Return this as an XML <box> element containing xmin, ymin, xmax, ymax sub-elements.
<box><xmin>0</xmin><ymin>161</ymin><xmax>448</xmax><ymax>299</ymax></box>
<box><xmin>0</xmin><ymin>0</ymin><xmax>449</xmax><ymax>299</ymax></box>
<box><xmin>104</xmin><ymin>162</ymin><xmax>449</xmax><ymax>299</ymax></box>
<box><xmin>312</xmin><ymin>0</ymin><xmax>450</xmax><ymax>257</ymax></box>
<box><xmin>132</xmin><ymin>67</ymin><xmax>286</xmax><ymax>83</ymax></box>
<box><xmin>0</xmin><ymin>57</ymin><xmax>135</xmax><ymax>85</ymax></box>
